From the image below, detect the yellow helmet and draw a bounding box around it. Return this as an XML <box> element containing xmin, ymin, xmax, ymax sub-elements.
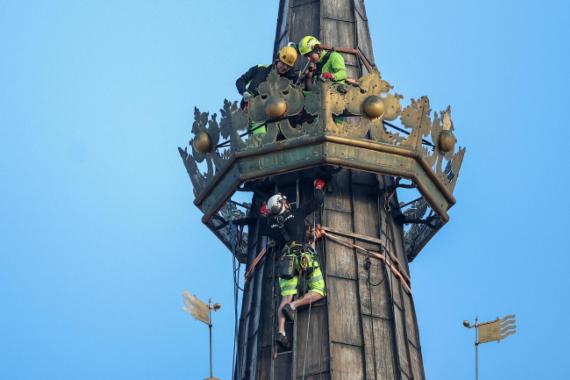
<box><xmin>278</xmin><ymin>46</ymin><xmax>298</xmax><ymax>67</ymax></box>
<box><xmin>299</xmin><ymin>35</ymin><xmax>321</xmax><ymax>56</ymax></box>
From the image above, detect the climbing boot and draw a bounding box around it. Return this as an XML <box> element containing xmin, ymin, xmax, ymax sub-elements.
<box><xmin>283</xmin><ymin>304</ymin><xmax>296</xmax><ymax>322</ymax></box>
<box><xmin>276</xmin><ymin>333</ymin><xmax>291</xmax><ymax>350</ymax></box>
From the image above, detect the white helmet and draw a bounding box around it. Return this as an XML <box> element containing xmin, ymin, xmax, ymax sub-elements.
<box><xmin>267</xmin><ymin>193</ymin><xmax>287</xmax><ymax>215</ymax></box>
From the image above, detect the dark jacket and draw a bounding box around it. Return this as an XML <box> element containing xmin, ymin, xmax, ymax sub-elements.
<box><xmin>263</xmin><ymin>189</ymin><xmax>324</xmax><ymax>246</ymax></box>
<box><xmin>236</xmin><ymin>64</ymin><xmax>299</xmax><ymax>96</ymax></box>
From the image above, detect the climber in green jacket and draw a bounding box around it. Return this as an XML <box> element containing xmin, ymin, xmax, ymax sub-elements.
<box><xmin>298</xmin><ymin>35</ymin><xmax>347</xmax><ymax>91</ymax></box>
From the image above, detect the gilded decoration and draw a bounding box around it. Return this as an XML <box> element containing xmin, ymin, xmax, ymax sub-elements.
<box><xmin>180</xmin><ymin>69</ymin><xmax>465</xmax><ymax>199</ymax></box>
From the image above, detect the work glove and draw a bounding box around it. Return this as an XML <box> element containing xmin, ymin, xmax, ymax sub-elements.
<box><xmin>320</xmin><ymin>72</ymin><xmax>335</xmax><ymax>81</ymax></box>
<box><xmin>259</xmin><ymin>203</ymin><xmax>270</xmax><ymax>217</ymax></box>
<box><xmin>243</xmin><ymin>91</ymin><xmax>253</xmax><ymax>101</ymax></box>
<box><xmin>314</xmin><ymin>178</ymin><xmax>326</xmax><ymax>190</ymax></box>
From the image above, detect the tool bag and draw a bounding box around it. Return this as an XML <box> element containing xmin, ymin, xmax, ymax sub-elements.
<box><xmin>277</xmin><ymin>254</ymin><xmax>296</xmax><ymax>279</ymax></box>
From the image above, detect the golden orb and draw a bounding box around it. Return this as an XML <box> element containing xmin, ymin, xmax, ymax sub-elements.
<box><xmin>193</xmin><ymin>131</ymin><xmax>212</xmax><ymax>154</ymax></box>
<box><xmin>265</xmin><ymin>96</ymin><xmax>288</xmax><ymax>119</ymax></box>
<box><xmin>362</xmin><ymin>96</ymin><xmax>385</xmax><ymax>119</ymax></box>
<box><xmin>438</xmin><ymin>130</ymin><xmax>455</xmax><ymax>153</ymax></box>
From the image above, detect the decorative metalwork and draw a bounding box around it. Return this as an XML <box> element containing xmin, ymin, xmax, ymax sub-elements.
<box><xmin>208</xmin><ymin>201</ymin><xmax>249</xmax><ymax>262</ymax></box>
<box><xmin>179</xmin><ymin>69</ymin><xmax>466</xmax><ymax>260</ymax></box>
<box><xmin>401</xmin><ymin>198</ymin><xmax>443</xmax><ymax>260</ymax></box>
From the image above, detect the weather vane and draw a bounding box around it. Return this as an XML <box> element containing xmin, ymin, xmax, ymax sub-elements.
<box><xmin>464</xmin><ymin>314</ymin><xmax>517</xmax><ymax>379</ymax></box>
<box><xmin>182</xmin><ymin>291</ymin><xmax>222</xmax><ymax>380</ymax></box>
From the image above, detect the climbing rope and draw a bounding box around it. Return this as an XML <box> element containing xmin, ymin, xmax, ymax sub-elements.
<box><xmin>227</xmin><ymin>203</ymin><xmax>244</xmax><ymax>380</ymax></box>
<box><xmin>269</xmin><ymin>245</ymin><xmax>276</xmax><ymax>380</ymax></box>
<box><xmin>301</xmin><ymin>198</ymin><xmax>321</xmax><ymax>380</ymax></box>
<box><xmin>319</xmin><ymin>227</ymin><xmax>412</xmax><ymax>294</ymax></box>
<box><xmin>383</xmin><ymin>181</ymin><xmax>406</xmax><ymax>377</ymax></box>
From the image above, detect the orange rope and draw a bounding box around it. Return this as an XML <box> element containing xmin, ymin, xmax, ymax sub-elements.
<box><xmin>318</xmin><ymin>225</ymin><xmax>411</xmax><ymax>285</ymax></box>
<box><xmin>244</xmin><ymin>247</ymin><xmax>267</xmax><ymax>282</ymax></box>
<box><xmin>244</xmin><ymin>227</ymin><xmax>411</xmax><ymax>294</ymax></box>
<box><xmin>319</xmin><ymin>227</ymin><xmax>412</xmax><ymax>294</ymax></box>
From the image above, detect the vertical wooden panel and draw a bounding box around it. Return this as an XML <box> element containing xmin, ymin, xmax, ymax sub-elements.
<box><xmin>402</xmin><ymin>292</ymin><xmax>418</xmax><ymax>347</ymax></box>
<box><xmin>257</xmin><ymin>248</ymin><xmax>279</xmax><ymax>380</ymax></box>
<box><xmin>274</xmin><ymin>0</ymin><xmax>290</xmax><ymax>54</ymax></box>
<box><xmin>295</xmin><ymin>303</ymin><xmax>329</xmax><ymax>378</ymax></box>
<box><xmin>274</xmin><ymin>350</ymin><xmax>293</xmax><ymax>380</ymax></box>
<box><xmin>244</xmin><ymin>257</ymin><xmax>266</xmax><ymax>379</ymax></box>
<box><xmin>325</xmin><ymin>240</ymin><xmax>356</xmax><ymax>279</ymax></box>
<box><xmin>257</xmin><ymin>349</ymin><xmax>273</xmax><ymax>380</ymax></box>
<box><xmin>355</xmin><ymin>16</ymin><xmax>374</xmax><ymax>67</ymax></box>
<box><xmin>289</xmin><ymin>1</ymin><xmax>320</xmax><ymax>47</ymax></box>
<box><xmin>328</xmin><ymin>278</ymin><xmax>362</xmax><ymax>346</ymax></box>
<box><xmin>331</xmin><ymin>344</ymin><xmax>364</xmax><ymax>380</ymax></box>
<box><xmin>362</xmin><ymin>315</ymin><xmax>398</xmax><ymax>380</ymax></box>
<box><xmin>321</xmin><ymin>0</ymin><xmax>355</xmax><ymax>20</ymax></box>
<box><xmin>321</xmin><ymin>19</ymin><xmax>355</xmax><ymax>49</ymax></box>
<box><xmin>324</xmin><ymin>170</ymin><xmax>357</xmax><ymax>280</ymax></box>
<box><xmin>409</xmin><ymin>345</ymin><xmax>424</xmax><ymax>380</ymax></box>
<box><xmin>390</xmin><ymin>216</ymin><xmax>411</xmax><ymax>277</ymax></box>
<box><xmin>393</xmin><ymin>303</ymin><xmax>412</xmax><ymax>378</ymax></box>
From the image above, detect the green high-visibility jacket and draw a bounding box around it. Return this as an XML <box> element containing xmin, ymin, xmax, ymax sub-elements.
<box><xmin>316</xmin><ymin>50</ymin><xmax>347</xmax><ymax>83</ymax></box>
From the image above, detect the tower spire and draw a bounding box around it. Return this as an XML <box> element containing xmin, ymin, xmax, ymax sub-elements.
<box><xmin>180</xmin><ymin>2</ymin><xmax>465</xmax><ymax>379</ymax></box>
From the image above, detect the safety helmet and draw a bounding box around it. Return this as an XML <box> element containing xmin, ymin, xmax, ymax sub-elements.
<box><xmin>299</xmin><ymin>35</ymin><xmax>321</xmax><ymax>56</ymax></box>
<box><xmin>278</xmin><ymin>46</ymin><xmax>298</xmax><ymax>67</ymax></box>
<box><xmin>267</xmin><ymin>193</ymin><xmax>287</xmax><ymax>215</ymax></box>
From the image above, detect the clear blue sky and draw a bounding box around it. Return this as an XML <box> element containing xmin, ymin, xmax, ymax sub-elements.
<box><xmin>1</xmin><ymin>1</ymin><xmax>568</xmax><ymax>379</ymax></box>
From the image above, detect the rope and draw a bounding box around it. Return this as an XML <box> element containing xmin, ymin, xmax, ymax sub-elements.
<box><xmin>321</xmin><ymin>229</ymin><xmax>412</xmax><ymax>294</ymax></box>
<box><xmin>227</xmin><ymin>203</ymin><xmax>239</xmax><ymax>380</ymax></box>
<box><xmin>269</xmin><ymin>246</ymin><xmax>276</xmax><ymax>380</ymax></box>
<box><xmin>301</xmin><ymin>196</ymin><xmax>320</xmax><ymax>380</ymax></box>
<box><xmin>319</xmin><ymin>44</ymin><xmax>375</xmax><ymax>73</ymax></box>
<box><xmin>317</xmin><ymin>226</ymin><xmax>411</xmax><ymax>292</ymax></box>
<box><xmin>301</xmin><ymin>298</ymin><xmax>312</xmax><ymax>380</ymax></box>
<box><xmin>383</xmin><ymin>184</ymin><xmax>402</xmax><ymax>376</ymax></box>
<box><xmin>244</xmin><ymin>247</ymin><xmax>268</xmax><ymax>282</ymax></box>
<box><xmin>366</xmin><ymin>257</ymin><xmax>380</xmax><ymax>380</ymax></box>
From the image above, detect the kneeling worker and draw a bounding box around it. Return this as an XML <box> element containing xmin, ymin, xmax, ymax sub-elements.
<box><xmin>298</xmin><ymin>35</ymin><xmax>347</xmax><ymax>90</ymax></box>
<box><xmin>260</xmin><ymin>179</ymin><xmax>327</xmax><ymax>349</ymax></box>
<box><xmin>235</xmin><ymin>46</ymin><xmax>299</xmax><ymax>135</ymax></box>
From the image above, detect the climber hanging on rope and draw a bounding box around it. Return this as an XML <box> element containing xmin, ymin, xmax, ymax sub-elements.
<box><xmin>259</xmin><ymin>179</ymin><xmax>327</xmax><ymax>350</ymax></box>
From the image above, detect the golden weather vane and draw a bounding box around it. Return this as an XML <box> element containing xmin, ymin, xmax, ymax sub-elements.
<box><xmin>464</xmin><ymin>314</ymin><xmax>517</xmax><ymax>380</ymax></box>
<box><xmin>182</xmin><ymin>291</ymin><xmax>222</xmax><ymax>380</ymax></box>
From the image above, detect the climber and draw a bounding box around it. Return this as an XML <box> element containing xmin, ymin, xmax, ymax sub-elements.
<box><xmin>236</xmin><ymin>45</ymin><xmax>299</xmax><ymax>105</ymax></box>
<box><xmin>235</xmin><ymin>45</ymin><xmax>299</xmax><ymax>135</ymax></box>
<box><xmin>298</xmin><ymin>35</ymin><xmax>347</xmax><ymax>91</ymax></box>
<box><xmin>259</xmin><ymin>179</ymin><xmax>327</xmax><ymax>350</ymax></box>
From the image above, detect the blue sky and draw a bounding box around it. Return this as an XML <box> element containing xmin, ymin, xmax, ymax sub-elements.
<box><xmin>1</xmin><ymin>1</ymin><xmax>568</xmax><ymax>379</ymax></box>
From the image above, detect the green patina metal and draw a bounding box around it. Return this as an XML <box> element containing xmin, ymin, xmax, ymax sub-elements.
<box><xmin>179</xmin><ymin>70</ymin><xmax>465</xmax><ymax>260</ymax></box>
